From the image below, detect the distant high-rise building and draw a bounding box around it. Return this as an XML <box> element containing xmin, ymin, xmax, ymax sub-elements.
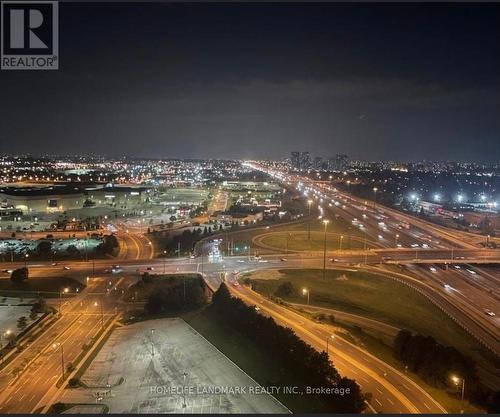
<box><xmin>327</xmin><ymin>157</ymin><xmax>336</xmax><ymax>171</ymax></box>
<box><xmin>328</xmin><ymin>154</ymin><xmax>349</xmax><ymax>171</ymax></box>
<box><xmin>313</xmin><ymin>156</ymin><xmax>323</xmax><ymax>171</ymax></box>
<box><xmin>299</xmin><ymin>152</ymin><xmax>311</xmax><ymax>171</ymax></box>
<box><xmin>291</xmin><ymin>152</ymin><xmax>300</xmax><ymax>170</ymax></box>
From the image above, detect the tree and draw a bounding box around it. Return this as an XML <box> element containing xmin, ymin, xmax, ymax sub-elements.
<box><xmin>17</xmin><ymin>316</ymin><xmax>28</xmax><ymax>331</ymax></box>
<box><xmin>32</xmin><ymin>297</ymin><xmax>48</xmax><ymax>313</ymax></box>
<box><xmin>274</xmin><ymin>281</ymin><xmax>295</xmax><ymax>297</ymax></box>
<box><xmin>210</xmin><ymin>283</ymin><xmax>365</xmax><ymax>412</ymax></box>
<box><xmin>142</xmin><ymin>272</ymin><xmax>153</xmax><ymax>283</ymax></box>
<box><xmin>488</xmin><ymin>391</ymin><xmax>500</xmax><ymax>413</ymax></box>
<box><xmin>212</xmin><ymin>282</ymin><xmax>232</xmax><ymax>308</ymax></box>
<box><xmin>11</xmin><ymin>267</ymin><xmax>29</xmax><ymax>283</ymax></box>
<box><xmin>36</xmin><ymin>240</ymin><xmax>53</xmax><ymax>259</ymax></box>
<box><xmin>66</xmin><ymin>244</ymin><xmax>80</xmax><ymax>257</ymax></box>
<box><xmin>98</xmin><ymin>234</ymin><xmax>119</xmax><ymax>256</ymax></box>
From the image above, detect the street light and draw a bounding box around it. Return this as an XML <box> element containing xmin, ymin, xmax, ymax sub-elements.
<box><xmin>302</xmin><ymin>288</ymin><xmax>310</xmax><ymax>305</ymax></box>
<box><xmin>451</xmin><ymin>375</ymin><xmax>465</xmax><ymax>414</ymax></box>
<box><xmin>24</xmin><ymin>253</ymin><xmax>29</xmax><ymax>268</ymax></box>
<box><xmin>307</xmin><ymin>200</ymin><xmax>313</xmax><ymax>240</ymax></box>
<box><xmin>322</xmin><ymin>219</ymin><xmax>330</xmax><ymax>280</ymax></box>
<box><xmin>1</xmin><ymin>329</ymin><xmax>13</xmax><ymax>358</ymax></box>
<box><xmin>94</xmin><ymin>301</ymin><xmax>104</xmax><ymax>328</ymax></box>
<box><xmin>326</xmin><ymin>334</ymin><xmax>335</xmax><ymax>355</ymax></box>
<box><xmin>339</xmin><ymin>235</ymin><xmax>344</xmax><ymax>252</ymax></box>
<box><xmin>395</xmin><ymin>234</ymin><xmax>400</xmax><ymax>247</ymax></box>
<box><xmin>59</xmin><ymin>287</ymin><xmax>69</xmax><ymax>315</ymax></box>
<box><xmin>373</xmin><ymin>187</ymin><xmax>378</xmax><ymax>209</ymax></box>
<box><xmin>163</xmin><ymin>250</ymin><xmax>167</xmax><ymax>274</ymax></box>
<box><xmin>52</xmin><ymin>342</ymin><xmax>65</xmax><ymax>381</ymax></box>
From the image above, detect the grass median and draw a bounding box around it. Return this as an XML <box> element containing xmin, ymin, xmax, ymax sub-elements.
<box><xmin>244</xmin><ymin>268</ymin><xmax>499</xmax><ymax>387</ymax></box>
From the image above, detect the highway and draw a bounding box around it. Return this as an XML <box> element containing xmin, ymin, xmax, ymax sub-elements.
<box><xmin>0</xmin><ymin>274</ymin><xmax>130</xmax><ymax>413</ymax></box>
<box><xmin>230</xmin><ymin>280</ymin><xmax>445</xmax><ymax>413</ymax></box>
<box><xmin>245</xmin><ymin>163</ymin><xmax>500</xmax><ymax>349</ymax></box>
<box><xmin>1</xmin><ymin>169</ymin><xmax>500</xmax><ymax>413</ymax></box>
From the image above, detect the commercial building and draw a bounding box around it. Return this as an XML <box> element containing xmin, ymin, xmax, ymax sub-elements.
<box><xmin>0</xmin><ymin>184</ymin><xmax>150</xmax><ymax>214</ymax></box>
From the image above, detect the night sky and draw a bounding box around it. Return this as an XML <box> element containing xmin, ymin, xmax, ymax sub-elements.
<box><xmin>1</xmin><ymin>3</ymin><xmax>499</xmax><ymax>161</ymax></box>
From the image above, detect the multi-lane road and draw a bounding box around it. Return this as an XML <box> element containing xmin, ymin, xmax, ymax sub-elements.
<box><xmin>1</xmin><ymin>167</ymin><xmax>499</xmax><ymax>413</ymax></box>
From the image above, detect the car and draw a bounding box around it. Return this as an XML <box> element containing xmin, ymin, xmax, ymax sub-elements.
<box><xmin>444</xmin><ymin>284</ymin><xmax>451</xmax><ymax>289</ymax></box>
<box><xmin>236</xmin><ymin>259</ymin><xmax>245</xmax><ymax>263</ymax></box>
<box><xmin>484</xmin><ymin>309</ymin><xmax>496</xmax><ymax>317</ymax></box>
<box><xmin>146</xmin><ymin>267</ymin><xmax>154</xmax><ymax>271</ymax></box>
<box><xmin>51</xmin><ymin>262</ymin><xmax>59</xmax><ymax>266</ymax></box>
<box><xmin>467</xmin><ymin>269</ymin><xmax>477</xmax><ymax>275</ymax></box>
<box><xmin>112</xmin><ymin>265</ymin><xmax>120</xmax><ymax>269</ymax></box>
<box><xmin>253</xmin><ymin>256</ymin><xmax>262</xmax><ymax>260</ymax></box>
<box><xmin>378</xmin><ymin>235</ymin><xmax>384</xmax><ymax>240</ymax></box>
<box><xmin>254</xmin><ymin>306</ymin><xmax>261</xmax><ymax>312</ymax></box>
<box><xmin>280</xmin><ymin>258</ymin><xmax>287</xmax><ymax>262</ymax></box>
<box><xmin>453</xmin><ymin>265</ymin><xmax>461</xmax><ymax>269</ymax></box>
<box><xmin>63</xmin><ymin>266</ymin><xmax>71</xmax><ymax>270</ymax></box>
<box><xmin>429</xmin><ymin>266</ymin><xmax>437</xmax><ymax>273</ymax></box>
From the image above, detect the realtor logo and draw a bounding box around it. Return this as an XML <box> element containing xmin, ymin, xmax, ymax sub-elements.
<box><xmin>1</xmin><ymin>1</ymin><xmax>58</xmax><ymax>70</ymax></box>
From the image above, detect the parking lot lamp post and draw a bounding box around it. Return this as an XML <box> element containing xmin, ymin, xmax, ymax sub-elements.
<box><xmin>59</xmin><ymin>287</ymin><xmax>69</xmax><ymax>315</ymax></box>
<box><xmin>163</xmin><ymin>250</ymin><xmax>167</xmax><ymax>274</ymax></box>
<box><xmin>302</xmin><ymin>288</ymin><xmax>309</xmax><ymax>305</ymax></box>
<box><xmin>322</xmin><ymin>219</ymin><xmax>329</xmax><ymax>280</ymax></box>
<box><xmin>182</xmin><ymin>372</ymin><xmax>188</xmax><ymax>408</ymax></box>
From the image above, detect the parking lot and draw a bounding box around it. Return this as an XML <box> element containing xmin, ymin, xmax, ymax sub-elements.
<box><xmin>59</xmin><ymin>318</ymin><xmax>288</xmax><ymax>414</ymax></box>
<box><xmin>0</xmin><ymin>298</ymin><xmax>38</xmax><ymax>338</ymax></box>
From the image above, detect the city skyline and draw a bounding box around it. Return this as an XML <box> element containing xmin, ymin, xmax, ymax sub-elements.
<box><xmin>1</xmin><ymin>2</ymin><xmax>500</xmax><ymax>415</ymax></box>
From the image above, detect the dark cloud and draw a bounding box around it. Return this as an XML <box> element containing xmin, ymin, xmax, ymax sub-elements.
<box><xmin>1</xmin><ymin>3</ymin><xmax>499</xmax><ymax>161</ymax></box>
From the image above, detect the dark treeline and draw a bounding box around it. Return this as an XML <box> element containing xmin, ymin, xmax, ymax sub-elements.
<box><xmin>212</xmin><ymin>283</ymin><xmax>366</xmax><ymax>413</ymax></box>
<box><xmin>394</xmin><ymin>330</ymin><xmax>500</xmax><ymax>412</ymax></box>
<box><xmin>131</xmin><ymin>274</ymin><xmax>208</xmax><ymax>314</ymax></box>
<box><xmin>156</xmin><ymin>226</ymin><xmax>221</xmax><ymax>256</ymax></box>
